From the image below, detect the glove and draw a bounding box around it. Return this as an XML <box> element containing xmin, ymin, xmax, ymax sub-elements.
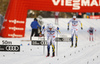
<box><xmin>67</xmin><ymin>28</ymin><xmax>69</xmax><ymax>30</ymax></box>
<box><xmin>43</xmin><ymin>26</ymin><xmax>45</xmax><ymax>29</ymax></box>
<box><xmin>81</xmin><ymin>27</ymin><xmax>83</xmax><ymax>30</ymax></box>
<box><xmin>57</xmin><ymin>27</ymin><xmax>59</xmax><ymax>30</ymax></box>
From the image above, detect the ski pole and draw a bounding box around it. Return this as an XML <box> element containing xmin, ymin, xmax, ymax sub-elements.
<box><xmin>95</xmin><ymin>32</ymin><xmax>96</xmax><ymax>41</ymax></box>
<box><xmin>56</xmin><ymin>31</ymin><xmax>58</xmax><ymax>56</ymax></box>
<box><xmin>88</xmin><ymin>33</ymin><xmax>89</xmax><ymax>41</ymax></box>
<box><xmin>42</xmin><ymin>26</ymin><xmax>45</xmax><ymax>55</ymax></box>
<box><xmin>43</xmin><ymin>35</ymin><xmax>45</xmax><ymax>55</ymax></box>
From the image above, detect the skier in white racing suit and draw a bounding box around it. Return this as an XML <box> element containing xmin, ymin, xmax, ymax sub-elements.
<box><xmin>55</xmin><ymin>12</ymin><xmax>59</xmax><ymax>25</ymax></box>
<box><xmin>42</xmin><ymin>24</ymin><xmax>61</xmax><ymax>57</ymax></box>
<box><xmin>67</xmin><ymin>16</ymin><xmax>83</xmax><ymax>47</ymax></box>
<box><xmin>87</xmin><ymin>27</ymin><xmax>96</xmax><ymax>41</ymax></box>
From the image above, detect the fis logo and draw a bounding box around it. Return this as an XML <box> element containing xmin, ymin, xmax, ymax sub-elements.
<box><xmin>52</xmin><ymin>0</ymin><xmax>100</xmax><ymax>10</ymax></box>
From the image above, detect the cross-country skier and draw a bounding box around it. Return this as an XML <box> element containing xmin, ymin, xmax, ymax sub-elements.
<box><xmin>87</xmin><ymin>27</ymin><xmax>96</xmax><ymax>41</ymax></box>
<box><xmin>55</xmin><ymin>12</ymin><xmax>59</xmax><ymax>25</ymax></box>
<box><xmin>42</xmin><ymin>23</ymin><xmax>61</xmax><ymax>57</ymax></box>
<box><xmin>67</xmin><ymin>16</ymin><xmax>83</xmax><ymax>48</ymax></box>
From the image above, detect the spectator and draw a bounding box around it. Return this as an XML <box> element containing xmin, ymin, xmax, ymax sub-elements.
<box><xmin>30</xmin><ymin>18</ymin><xmax>41</xmax><ymax>40</ymax></box>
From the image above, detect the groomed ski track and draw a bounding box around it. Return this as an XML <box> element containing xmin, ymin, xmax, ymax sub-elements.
<box><xmin>0</xmin><ymin>18</ymin><xmax>100</xmax><ymax>64</ymax></box>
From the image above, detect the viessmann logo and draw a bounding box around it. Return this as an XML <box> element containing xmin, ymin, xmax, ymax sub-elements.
<box><xmin>52</xmin><ymin>0</ymin><xmax>100</xmax><ymax>10</ymax></box>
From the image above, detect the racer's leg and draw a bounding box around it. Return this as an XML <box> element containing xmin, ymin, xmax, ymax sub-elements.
<box><xmin>52</xmin><ymin>35</ymin><xmax>56</xmax><ymax>56</ymax></box>
<box><xmin>47</xmin><ymin>35</ymin><xmax>51</xmax><ymax>56</ymax></box>
<box><xmin>91</xmin><ymin>34</ymin><xmax>93</xmax><ymax>41</ymax></box>
<box><xmin>89</xmin><ymin>34</ymin><xmax>91</xmax><ymax>41</ymax></box>
<box><xmin>71</xmin><ymin>29</ymin><xmax>74</xmax><ymax>47</ymax></box>
<box><xmin>75</xmin><ymin>29</ymin><xmax>78</xmax><ymax>47</ymax></box>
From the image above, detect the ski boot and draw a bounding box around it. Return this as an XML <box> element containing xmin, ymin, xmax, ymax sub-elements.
<box><xmin>46</xmin><ymin>53</ymin><xmax>50</xmax><ymax>57</ymax></box>
<box><xmin>75</xmin><ymin>42</ymin><xmax>77</xmax><ymax>48</ymax></box>
<box><xmin>70</xmin><ymin>44</ymin><xmax>73</xmax><ymax>47</ymax></box>
<box><xmin>52</xmin><ymin>52</ymin><xmax>55</xmax><ymax>57</ymax></box>
<box><xmin>75</xmin><ymin>44</ymin><xmax>77</xmax><ymax>48</ymax></box>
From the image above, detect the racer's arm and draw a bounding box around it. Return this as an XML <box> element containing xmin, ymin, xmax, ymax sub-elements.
<box><xmin>79</xmin><ymin>20</ymin><xmax>83</xmax><ymax>30</ymax></box>
<box><xmin>67</xmin><ymin>20</ymin><xmax>72</xmax><ymax>30</ymax></box>
<box><xmin>94</xmin><ymin>28</ymin><xmax>96</xmax><ymax>32</ymax></box>
<box><xmin>56</xmin><ymin>27</ymin><xmax>61</xmax><ymax>34</ymax></box>
<box><xmin>42</xmin><ymin>26</ymin><xmax>47</xmax><ymax>36</ymax></box>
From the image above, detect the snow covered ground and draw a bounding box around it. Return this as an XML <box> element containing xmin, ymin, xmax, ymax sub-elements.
<box><xmin>0</xmin><ymin>18</ymin><xmax>100</xmax><ymax>64</ymax></box>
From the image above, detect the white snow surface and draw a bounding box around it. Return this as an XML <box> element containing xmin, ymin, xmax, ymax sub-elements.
<box><xmin>0</xmin><ymin>18</ymin><xmax>100</xmax><ymax>64</ymax></box>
